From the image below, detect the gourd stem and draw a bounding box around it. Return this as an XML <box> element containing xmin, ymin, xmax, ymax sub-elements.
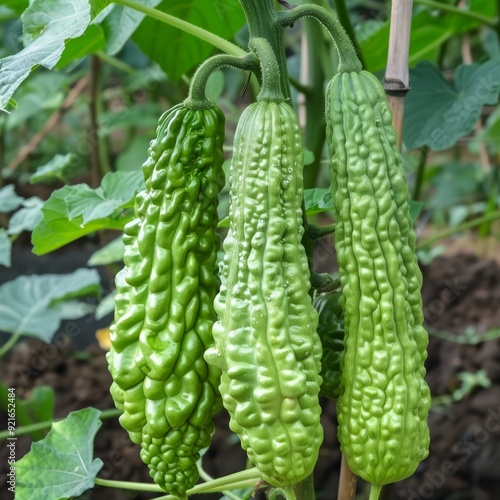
<box><xmin>249</xmin><ymin>38</ymin><xmax>285</xmax><ymax>102</ymax></box>
<box><xmin>277</xmin><ymin>5</ymin><xmax>362</xmax><ymax>73</ymax></box>
<box><xmin>185</xmin><ymin>53</ymin><xmax>258</xmax><ymax>109</ymax></box>
<box><xmin>369</xmin><ymin>485</ymin><xmax>383</xmax><ymax>500</ymax></box>
<box><xmin>291</xmin><ymin>473</ymin><xmax>315</xmax><ymax>500</ymax></box>
<box><xmin>239</xmin><ymin>0</ymin><xmax>292</xmax><ymax>101</ymax></box>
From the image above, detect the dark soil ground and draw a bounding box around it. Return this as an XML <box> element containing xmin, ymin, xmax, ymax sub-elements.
<box><xmin>1</xmin><ymin>251</ymin><xmax>500</xmax><ymax>500</ymax></box>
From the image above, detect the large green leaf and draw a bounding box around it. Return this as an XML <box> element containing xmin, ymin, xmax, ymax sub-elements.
<box><xmin>15</xmin><ymin>408</ymin><xmax>104</xmax><ymax>500</ymax></box>
<box><xmin>360</xmin><ymin>0</ymin><xmax>498</xmax><ymax>72</ymax></box>
<box><xmin>99</xmin><ymin>0</ymin><xmax>162</xmax><ymax>55</ymax></box>
<box><xmin>32</xmin><ymin>187</ymin><xmax>130</xmax><ymax>255</ymax></box>
<box><xmin>404</xmin><ymin>60</ymin><xmax>500</xmax><ymax>150</ymax></box>
<box><xmin>0</xmin><ymin>185</ymin><xmax>24</xmax><ymax>212</ymax></box>
<box><xmin>65</xmin><ymin>170</ymin><xmax>143</xmax><ymax>223</ymax></box>
<box><xmin>0</xmin><ymin>0</ymin><xmax>91</xmax><ymax>109</ymax></box>
<box><xmin>0</xmin><ymin>229</ymin><xmax>12</xmax><ymax>268</ymax></box>
<box><xmin>133</xmin><ymin>0</ymin><xmax>246</xmax><ymax>80</ymax></box>
<box><xmin>55</xmin><ymin>24</ymin><xmax>106</xmax><ymax>69</ymax></box>
<box><xmin>0</xmin><ymin>269</ymin><xmax>100</xmax><ymax>341</ymax></box>
<box><xmin>30</xmin><ymin>154</ymin><xmax>76</xmax><ymax>184</ymax></box>
<box><xmin>87</xmin><ymin>237</ymin><xmax>124</xmax><ymax>266</ymax></box>
<box><xmin>32</xmin><ymin>171</ymin><xmax>143</xmax><ymax>254</ymax></box>
<box><xmin>7</xmin><ymin>197</ymin><xmax>43</xmax><ymax>235</ymax></box>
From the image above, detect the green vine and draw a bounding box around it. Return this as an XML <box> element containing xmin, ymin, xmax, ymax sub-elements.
<box><xmin>113</xmin><ymin>0</ymin><xmax>247</xmax><ymax>56</ymax></box>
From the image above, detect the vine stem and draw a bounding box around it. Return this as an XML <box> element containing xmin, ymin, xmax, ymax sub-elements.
<box><xmin>416</xmin><ymin>209</ymin><xmax>500</xmax><ymax>249</ymax></box>
<box><xmin>277</xmin><ymin>4</ymin><xmax>361</xmax><ymax>73</ymax></box>
<box><xmin>95</xmin><ymin>468</ymin><xmax>262</xmax><ymax>495</ymax></box>
<box><xmin>0</xmin><ymin>408</ymin><xmax>122</xmax><ymax>441</ymax></box>
<box><xmin>185</xmin><ymin>53</ymin><xmax>258</xmax><ymax>109</ymax></box>
<box><xmin>239</xmin><ymin>0</ymin><xmax>292</xmax><ymax>101</ymax></box>
<box><xmin>112</xmin><ymin>0</ymin><xmax>247</xmax><ymax>57</ymax></box>
<box><xmin>249</xmin><ymin>38</ymin><xmax>284</xmax><ymax>102</ymax></box>
<box><xmin>413</xmin><ymin>0</ymin><xmax>497</xmax><ymax>26</ymax></box>
<box><xmin>369</xmin><ymin>485</ymin><xmax>383</xmax><ymax>500</ymax></box>
<box><xmin>0</xmin><ymin>332</ymin><xmax>21</xmax><ymax>358</ymax></box>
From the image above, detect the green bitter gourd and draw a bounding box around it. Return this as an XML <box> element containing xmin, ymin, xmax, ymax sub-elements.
<box><xmin>326</xmin><ymin>69</ymin><xmax>431</xmax><ymax>492</ymax></box>
<box><xmin>107</xmin><ymin>103</ymin><xmax>224</xmax><ymax>496</ymax></box>
<box><xmin>206</xmin><ymin>96</ymin><xmax>323</xmax><ymax>487</ymax></box>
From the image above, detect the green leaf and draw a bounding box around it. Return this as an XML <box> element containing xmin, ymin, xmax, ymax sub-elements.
<box><xmin>32</xmin><ymin>171</ymin><xmax>143</xmax><ymax>254</ymax></box>
<box><xmin>87</xmin><ymin>237</ymin><xmax>124</xmax><ymax>266</ymax></box>
<box><xmin>7</xmin><ymin>197</ymin><xmax>43</xmax><ymax>235</ymax></box>
<box><xmin>2</xmin><ymin>0</ymin><xmax>29</xmax><ymax>16</ymax></box>
<box><xmin>99</xmin><ymin>103</ymin><xmax>163</xmax><ymax>136</ymax></box>
<box><xmin>303</xmin><ymin>188</ymin><xmax>333</xmax><ymax>216</ymax></box>
<box><xmin>0</xmin><ymin>229</ymin><xmax>12</xmax><ymax>268</ymax></box>
<box><xmin>404</xmin><ymin>60</ymin><xmax>500</xmax><ymax>150</ymax></box>
<box><xmin>95</xmin><ymin>291</ymin><xmax>116</xmax><ymax>320</ymax></box>
<box><xmin>55</xmin><ymin>24</ymin><xmax>106</xmax><ymax>69</ymax></box>
<box><xmin>0</xmin><ymin>0</ymin><xmax>92</xmax><ymax>109</ymax></box>
<box><xmin>30</xmin><ymin>154</ymin><xmax>76</xmax><ymax>184</ymax></box>
<box><xmin>0</xmin><ymin>185</ymin><xmax>24</xmax><ymax>212</ymax></box>
<box><xmin>132</xmin><ymin>0</ymin><xmax>246</xmax><ymax>80</ymax></box>
<box><xmin>116</xmin><ymin>135</ymin><xmax>154</xmax><ymax>171</ymax></box>
<box><xmin>4</xmin><ymin>72</ymin><xmax>69</xmax><ymax>130</ymax></box>
<box><xmin>15</xmin><ymin>407</ymin><xmax>104</xmax><ymax>500</ymax></box>
<box><xmin>17</xmin><ymin>386</ymin><xmax>56</xmax><ymax>436</ymax></box>
<box><xmin>100</xmin><ymin>0</ymin><xmax>162</xmax><ymax>55</ymax></box>
<box><xmin>205</xmin><ymin>70</ymin><xmax>225</xmax><ymax>102</ymax></box>
<box><xmin>409</xmin><ymin>200</ymin><xmax>425</xmax><ymax>222</ymax></box>
<box><xmin>65</xmin><ymin>170</ymin><xmax>143</xmax><ymax>223</ymax></box>
<box><xmin>425</xmin><ymin>162</ymin><xmax>482</xmax><ymax>210</ymax></box>
<box><xmin>31</xmin><ymin>187</ymin><xmax>130</xmax><ymax>255</ymax></box>
<box><xmin>360</xmin><ymin>1</ymin><xmax>498</xmax><ymax>73</ymax></box>
<box><xmin>482</xmin><ymin>28</ymin><xmax>500</xmax><ymax>60</ymax></box>
<box><xmin>0</xmin><ymin>269</ymin><xmax>101</xmax><ymax>341</ymax></box>
<box><xmin>478</xmin><ymin>108</ymin><xmax>500</xmax><ymax>153</ymax></box>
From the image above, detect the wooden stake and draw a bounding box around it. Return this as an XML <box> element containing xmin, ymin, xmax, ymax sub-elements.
<box><xmin>384</xmin><ymin>0</ymin><xmax>413</xmax><ymax>148</ymax></box>
<box><xmin>338</xmin><ymin>454</ymin><xmax>357</xmax><ymax>500</ymax></box>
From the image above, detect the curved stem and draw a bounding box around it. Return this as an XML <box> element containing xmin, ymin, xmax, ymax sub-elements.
<box><xmin>333</xmin><ymin>0</ymin><xmax>366</xmax><ymax>69</ymax></box>
<box><xmin>277</xmin><ymin>5</ymin><xmax>362</xmax><ymax>73</ymax></box>
<box><xmin>249</xmin><ymin>38</ymin><xmax>284</xmax><ymax>102</ymax></box>
<box><xmin>185</xmin><ymin>53</ymin><xmax>258</xmax><ymax>109</ymax></box>
<box><xmin>0</xmin><ymin>332</ymin><xmax>21</xmax><ymax>358</ymax></box>
<box><xmin>113</xmin><ymin>0</ymin><xmax>247</xmax><ymax>57</ymax></box>
<box><xmin>239</xmin><ymin>0</ymin><xmax>292</xmax><ymax>101</ymax></box>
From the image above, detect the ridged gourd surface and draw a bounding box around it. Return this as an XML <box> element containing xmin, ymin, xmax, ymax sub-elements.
<box><xmin>208</xmin><ymin>100</ymin><xmax>323</xmax><ymax>487</ymax></box>
<box><xmin>107</xmin><ymin>104</ymin><xmax>224</xmax><ymax>497</ymax></box>
<box><xmin>326</xmin><ymin>70</ymin><xmax>431</xmax><ymax>486</ymax></box>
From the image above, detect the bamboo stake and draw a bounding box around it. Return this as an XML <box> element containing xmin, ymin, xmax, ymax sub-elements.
<box><xmin>338</xmin><ymin>454</ymin><xmax>357</xmax><ymax>500</ymax></box>
<box><xmin>384</xmin><ymin>0</ymin><xmax>413</xmax><ymax>147</ymax></box>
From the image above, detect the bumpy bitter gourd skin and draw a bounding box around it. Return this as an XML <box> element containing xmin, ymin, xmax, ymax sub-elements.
<box><xmin>206</xmin><ymin>100</ymin><xmax>323</xmax><ymax>487</ymax></box>
<box><xmin>107</xmin><ymin>104</ymin><xmax>224</xmax><ymax>496</ymax></box>
<box><xmin>326</xmin><ymin>70</ymin><xmax>431</xmax><ymax>486</ymax></box>
<box><xmin>314</xmin><ymin>292</ymin><xmax>344</xmax><ymax>399</ymax></box>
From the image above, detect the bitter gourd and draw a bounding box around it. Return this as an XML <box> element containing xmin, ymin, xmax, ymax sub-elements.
<box><xmin>107</xmin><ymin>103</ymin><xmax>224</xmax><ymax>496</ymax></box>
<box><xmin>206</xmin><ymin>98</ymin><xmax>323</xmax><ymax>488</ymax></box>
<box><xmin>314</xmin><ymin>291</ymin><xmax>344</xmax><ymax>399</ymax></box>
<box><xmin>326</xmin><ymin>70</ymin><xmax>431</xmax><ymax>490</ymax></box>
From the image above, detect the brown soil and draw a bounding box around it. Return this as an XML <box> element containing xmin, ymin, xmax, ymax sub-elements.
<box><xmin>1</xmin><ymin>252</ymin><xmax>500</xmax><ymax>500</ymax></box>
